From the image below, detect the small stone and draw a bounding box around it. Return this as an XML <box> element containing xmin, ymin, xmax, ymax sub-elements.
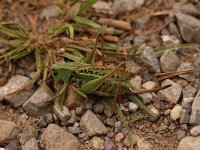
<box><xmin>180</xmin><ymin>109</ymin><xmax>190</xmax><ymax>124</ymax></box>
<box><xmin>65</xmin><ymin>85</ymin><xmax>84</xmax><ymax>108</ymax></box>
<box><xmin>177</xmin><ymin>130</ymin><xmax>186</xmax><ymax>140</ymax></box>
<box><xmin>85</xmin><ymin>103</ymin><xmax>93</xmax><ymax>110</ymax></box>
<box><xmin>161</xmin><ymin>35</ymin><xmax>180</xmax><ymax>47</ymax></box>
<box><xmin>40</xmin><ymin>124</ymin><xmax>80</xmax><ymax>150</ymax></box>
<box><xmin>23</xmin><ymin>85</ymin><xmax>54</xmax><ymax>116</ymax></box>
<box><xmin>142</xmin><ymin>81</ymin><xmax>156</xmax><ymax>89</ymax></box>
<box><xmin>40</xmin><ymin>5</ymin><xmax>63</xmax><ymax>20</ymax></box>
<box><xmin>8</xmin><ymin>87</ymin><xmax>35</xmax><ymax>108</ymax></box>
<box><xmin>193</xmin><ymin>53</ymin><xmax>200</xmax><ymax>68</ymax></box>
<box><xmin>44</xmin><ymin>113</ymin><xmax>54</xmax><ymax>125</ymax></box>
<box><xmin>19</xmin><ymin>124</ymin><xmax>38</xmax><ymax>145</ymax></box>
<box><xmin>140</xmin><ymin>46</ymin><xmax>161</xmax><ymax>73</ymax></box>
<box><xmin>177</xmin><ymin>136</ymin><xmax>200</xmax><ymax>150</ymax></box>
<box><xmin>53</xmin><ymin>105</ymin><xmax>71</xmax><ymax>122</ymax></box>
<box><xmin>190</xmin><ymin>125</ymin><xmax>200</xmax><ymax>136</ymax></box>
<box><xmin>183</xmin><ymin>85</ymin><xmax>197</xmax><ymax>98</ymax></box>
<box><xmin>169</xmin><ymin>22</ymin><xmax>182</xmax><ymax>39</ymax></box>
<box><xmin>104</xmin><ymin>139</ymin><xmax>117</xmax><ymax>150</ymax></box>
<box><xmin>91</xmin><ymin>136</ymin><xmax>104</xmax><ymax>150</ymax></box>
<box><xmin>80</xmin><ymin>110</ymin><xmax>108</xmax><ymax>137</ymax></box>
<box><xmin>103</xmin><ymin>100</ymin><xmax>114</xmax><ymax>118</ymax></box>
<box><xmin>79</xmin><ymin>133</ymin><xmax>88</xmax><ymax>140</ymax></box>
<box><xmin>93</xmin><ymin>103</ymin><xmax>104</xmax><ymax>114</ymax></box>
<box><xmin>123</xmin><ymin>134</ymin><xmax>139</xmax><ymax>147</ymax></box>
<box><xmin>115</xmin><ymin>132</ymin><xmax>124</xmax><ymax>143</ymax></box>
<box><xmin>113</xmin><ymin>0</ymin><xmax>145</xmax><ymax>14</ymax></box>
<box><xmin>92</xmin><ymin>1</ymin><xmax>111</xmax><ymax>14</ymax></box>
<box><xmin>176</xmin><ymin>13</ymin><xmax>200</xmax><ymax>43</ymax></box>
<box><xmin>0</xmin><ymin>75</ymin><xmax>30</xmax><ymax>100</ymax></box>
<box><xmin>190</xmin><ymin>90</ymin><xmax>200</xmax><ymax>125</ymax></box>
<box><xmin>133</xmin><ymin>36</ymin><xmax>149</xmax><ymax>46</ymax></box>
<box><xmin>181</xmin><ymin>97</ymin><xmax>194</xmax><ymax>111</ymax></box>
<box><xmin>170</xmin><ymin>104</ymin><xmax>182</xmax><ymax>121</ymax></box>
<box><xmin>75</xmin><ymin>106</ymin><xmax>84</xmax><ymax>116</ymax></box>
<box><xmin>114</xmin><ymin>121</ymin><xmax>122</xmax><ymax>133</ymax></box>
<box><xmin>68</xmin><ymin>125</ymin><xmax>81</xmax><ymax>135</ymax></box>
<box><xmin>130</xmin><ymin>76</ymin><xmax>142</xmax><ymax>89</ymax></box>
<box><xmin>66</xmin><ymin>110</ymin><xmax>77</xmax><ymax>125</ymax></box>
<box><xmin>6</xmin><ymin>140</ymin><xmax>19</xmax><ymax>150</ymax></box>
<box><xmin>37</xmin><ymin>117</ymin><xmax>47</xmax><ymax>128</ymax></box>
<box><xmin>22</xmin><ymin>138</ymin><xmax>39</xmax><ymax>150</ymax></box>
<box><xmin>0</xmin><ymin>120</ymin><xmax>21</xmax><ymax>144</ymax></box>
<box><xmin>106</xmin><ymin>118</ymin><xmax>116</xmax><ymax>127</ymax></box>
<box><xmin>177</xmin><ymin>62</ymin><xmax>196</xmax><ymax>82</ymax></box>
<box><xmin>135</xmin><ymin>15</ymin><xmax>151</xmax><ymax>29</ymax></box>
<box><xmin>128</xmin><ymin>102</ymin><xmax>138</xmax><ymax>112</ymax></box>
<box><xmin>138</xmin><ymin>93</ymin><xmax>153</xmax><ymax>104</ymax></box>
<box><xmin>137</xmin><ymin>138</ymin><xmax>153</xmax><ymax>150</ymax></box>
<box><xmin>160</xmin><ymin>50</ymin><xmax>181</xmax><ymax>72</ymax></box>
<box><xmin>179</xmin><ymin>3</ymin><xmax>200</xmax><ymax>17</ymax></box>
<box><xmin>158</xmin><ymin>79</ymin><xmax>182</xmax><ymax>104</ymax></box>
<box><xmin>125</xmin><ymin>61</ymin><xmax>142</xmax><ymax>74</ymax></box>
<box><xmin>148</xmin><ymin>105</ymin><xmax>160</xmax><ymax>118</ymax></box>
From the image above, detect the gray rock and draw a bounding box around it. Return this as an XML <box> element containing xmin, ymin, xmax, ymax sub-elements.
<box><xmin>180</xmin><ymin>109</ymin><xmax>190</xmax><ymax>124</ymax></box>
<box><xmin>190</xmin><ymin>90</ymin><xmax>200</xmax><ymax>125</ymax></box>
<box><xmin>53</xmin><ymin>105</ymin><xmax>70</xmax><ymax>122</ymax></box>
<box><xmin>170</xmin><ymin>104</ymin><xmax>182</xmax><ymax>121</ymax></box>
<box><xmin>104</xmin><ymin>139</ymin><xmax>117</xmax><ymax>150</ymax></box>
<box><xmin>128</xmin><ymin>102</ymin><xmax>138</xmax><ymax>112</ymax></box>
<box><xmin>114</xmin><ymin>121</ymin><xmax>122</xmax><ymax>133</ymax></box>
<box><xmin>75</xmin><ymin>106</ymin><xmax>84</xmax><ymax>116</ymax></box>
<box><xmin>135</xmin><ymin>15</ymin><xmax>151</xmax><ymax>29</ymax></box>
<box><xmin>183</xmin><ymin>85</ymin><xmax>197</xmax><ymax>98</ymax></box>
<box><xmin>133</xmin><ymin>36</ymin><xmax>149</xmax><ymax>46</ymax></box>
<box><xmin>92</xmin><ymin>1</ymin><xmax>111</xmax><ymax>14</ymax></box>
<box><xmin>37</xmin><ymin>117</ymin><xmax>47</xmax><ymax>128</ymax></box>
<box><xmin>138</xmin><ymin>93</ymin><xmax>153</xmax><ymax>104</ymax></box>
<box><xmin>106</xmin><ymin>118</ymin><xmax>116</xmax><ymax>127</ymax></box>
<box><xmin>161</xmin><ymin>35</ymin><xmax>180</xmax><ymax>47</ymax></box>
<box><xmin>0</xmin><ymin>120</ymin><xmax>21</xmax><ymax>144</ymax></box>
<box><xmin>23</xmin><ymin>85</ymin><xmax>54</xmax><ymax>116</ymax></box>
<box><xmin>103</xmin><ymin>101</ymin><xmax>114</xmax><ymax>118</ymax></box>
<box><xmin>113</xmin><ymin>0</ymin><xmax>145</xmax><ymax>13</ymax></box>
<box><xmin>66</xmin><ymin>110</ymin><xmax>77</xmax><ymax>125</ymax></box>
<box><xmin>130</xmin><ymin>75</ymin><xmax>142</xmax><ymax>89</ymax></box>
<box><xmin>80</xmin><ymin>110</ymin><xmax>108</xmax><ymax>137</ymax></box>
<box><xmin>177</xmin><ymin>62</ymin><xmax>196</xmax><ymax>82</ymax></box>
<box><xmin>19</xmin><ymin>125</ymin><xmax>38</xmax><ymax>145</ymax></box>
<box><xmin>176</xmin><ymin>13</ymin><xmax>200</xmax><ymax>43</ymax></box>
<box><xmin>140</xmin><ymin>46</ymin><xmax>161</xmax><ymax>73</ymax></box>
<box><xmin>190</xmin><ymin>111</ymin><xmax>200</xmax><ymax>125</ymax></box>
<box><xmin>68</xmin><ymin>124</ymin><xmax>81</xmax><ymax>135</ymax></box>
<box><xmin>6</xmin><ymin>140</ymin><xmax>19</xmax><ymax>150</ymax></box>
<box><xmin>8</xmin><ymin>87</ymin><xmax>35</xmax><ymax>108</ymax></box>
<box><xmin>178</xmin><ymin>136</ymin><xmax>200</xmax><ymax>150</ymax></box>
<box><xmin>142</xmin><ymin>81</ymin><xmax>156</xmax><ymax>89</ymax></box>
<box><xmin>123</xmin><ymin>134</ymin><xmax>139</xmax><ymax>147</ymax></box>
<box><xmin>169</xmin><ymin>22</ymin><xmax>182</xmax><ymax>39</ymax></box>
<box><xmin>160</xmin><ymin>50</ymin><xmax>181</xmax><ymax>72</ymax></box>
<box><xmin>125</xmin><ymin>61</ymin><xmax>142</xmax><ymax>74</ymax></box>
<box><xmin>177</xmin><ymin>130</ymin><xmax>186</xmax><ymax>140</ymax></box>
<box><xmin>0</xmin><ymin>75</ymin><xmax>29</xmax><ymax>100</ymax></box>
<box><xmin>40</xmin><ymin>124</ymin><xmax>80</xmax><ymax>150</ymax></box>
<box><xmin>44</xmin><ymin>113</ymin><xmax>54</xmax><ymax>125</ymax></box>
<box><xmin>179</xmin><ymin>3</ymin><xmax>200</xmax><ymax>17</ymax></box>
<box><xmin>85</xmin><ymin>102</ymin><xmax>93</xmax><ymax>110</ymax></box>
<box><xmin>181</xmin><ymin>97</ymin><xmax>194</xmax><ymax>111</ymax></box>
<box><xmin>93</xmin><ymin>103</ymin><xmax>104</xmax><ymax>114</ymax></box>
<box><xmin>22</xmin><ymin>138</ymin><xmax>39</xmax><ymax>150</ymax></box>
<box><xmin>158</xmin><ymin>79</ymin><xmax>182</xmax><ymax>103</ymax></box>
<box><xmin>193</xmin><ymin>53</ymin><xmax>200</xmax><ymax>68</ymax></box>
<box><xmin>40</xmin><ymin>5</ymin><xmax>63</xmax><ymax>20</ymax></box>
<box><xmin>91</xmin><ymin>136</ymin><xmax>104</xmax><ymax>150</ymax></box>
<box><xmin>190</xmin><ymin>125</ymin><xmax>200</xmax><ymax>136</ymax></box>
<box><xmin>137</xmin><ymin>138</ymin><xmax>153</xmax><ymax>150</ymax></box>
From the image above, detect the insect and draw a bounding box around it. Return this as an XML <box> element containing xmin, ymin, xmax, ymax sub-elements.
<box><xmin>51</xmin><ymin>33</ymin><xmax>156</xmax><ymax>119</ymax></box>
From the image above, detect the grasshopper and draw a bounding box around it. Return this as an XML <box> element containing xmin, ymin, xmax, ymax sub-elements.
<box><xmin>51</xmin><ymin>34</ymin><xmax>156</xmax><ymax>119</ymax></box>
